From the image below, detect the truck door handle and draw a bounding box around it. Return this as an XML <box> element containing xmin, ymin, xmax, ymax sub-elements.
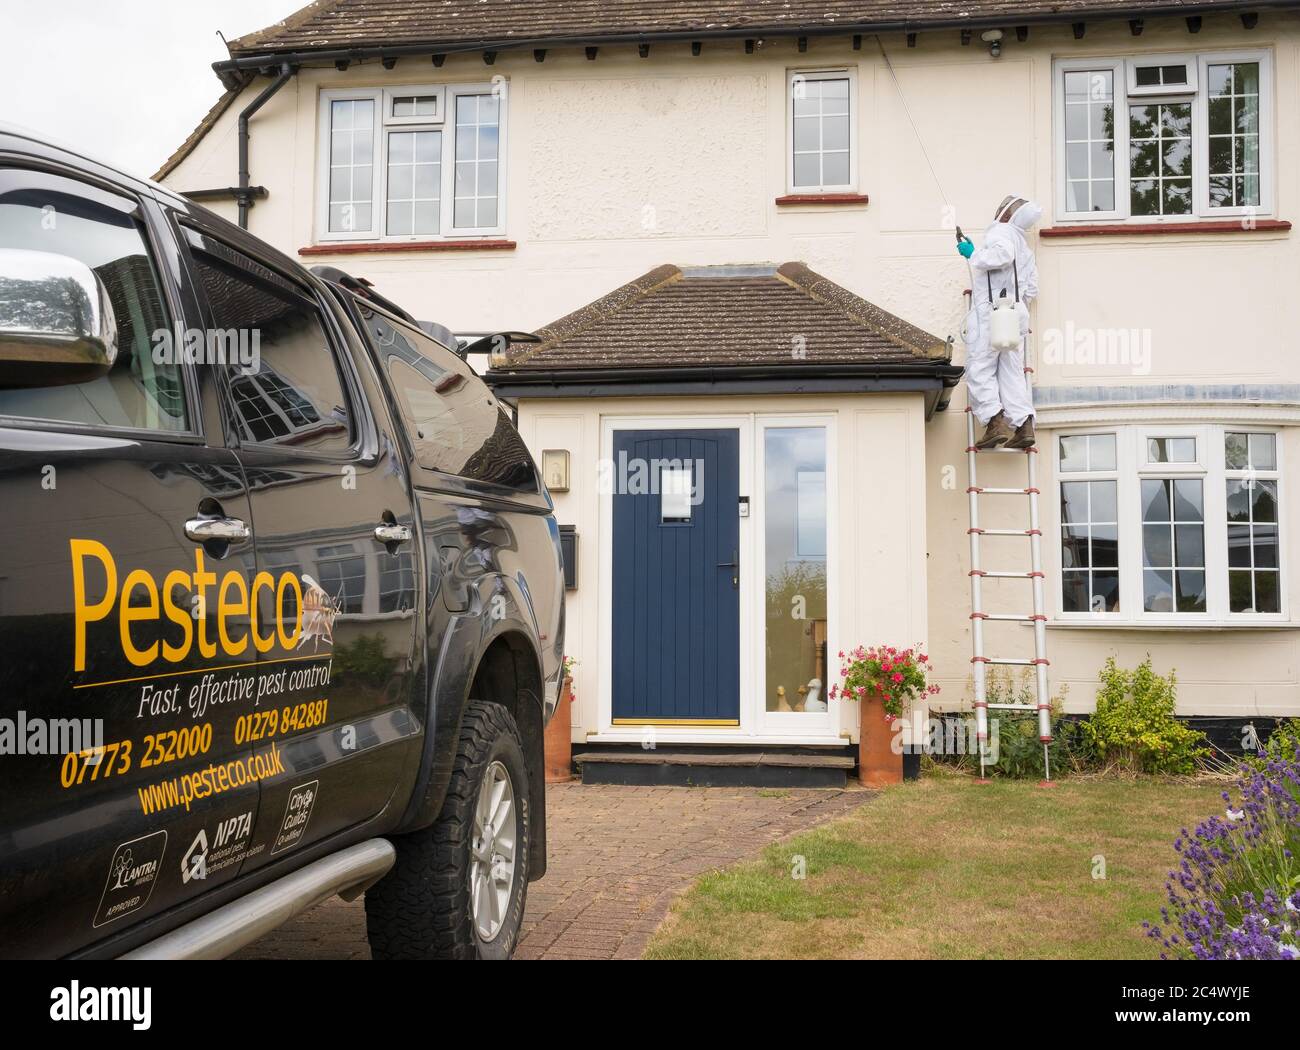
<box><xmin>184</xmin><ymin>515</ymin><xmax>251</xmax><ymax>543</ymax></box>
<box><xmin>374</xmin><ymin>523</ymin><xmax>413</xmax><ymax>546</ymax></box>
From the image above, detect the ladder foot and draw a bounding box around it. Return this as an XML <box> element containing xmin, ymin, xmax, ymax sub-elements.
<box><xmin>1036</xmin><ymin>780</ymin><xmax>1057</xmax><ymax>789</ymax></box>
<box><xmin>973</xmin><ymin>778</ymin><xmax>993</xmax><ymax>785</ymax></box>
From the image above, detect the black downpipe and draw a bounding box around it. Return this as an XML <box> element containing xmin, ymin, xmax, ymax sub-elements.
<box><xmin>237</xmin><ymin>62</ymin><xmax>293</xmax><ymax>228</ymax></box>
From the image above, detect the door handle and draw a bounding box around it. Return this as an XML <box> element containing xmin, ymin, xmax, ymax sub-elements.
<box><xmin>374</xmin><ymin>523</ymin><xmax>413</xmax><ymax>546</ymax></box>
<box><xmin>184</xmin><ymin>515</ymin><xmax>251</xmax><ymax>544</ymax></box>
<box><xmin>718</xmin><ymin>549</ymin><xmax>739</xmax><ymax>589</ymax></box>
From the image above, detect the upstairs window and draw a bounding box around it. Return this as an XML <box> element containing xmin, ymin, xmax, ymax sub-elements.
<box><xmin>1054</xmin><ymin>51</ymin><xmax>1271</xmax><ymax>222</ymax></box>
<box><xmin>787</xmin><ymin>70</ymin><xmax>856</xmax><ymax>194</ymax></box>
<box><xmin>318</xmin><ymin>84</ymin><xmax>504</xmax><ymax>241</ymax></box>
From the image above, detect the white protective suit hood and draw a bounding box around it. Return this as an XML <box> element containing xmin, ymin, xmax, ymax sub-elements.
<box><xmin>994</xmin><ymin>195</ymin><xmax>1043</xmax><ymax>231</ymax></box>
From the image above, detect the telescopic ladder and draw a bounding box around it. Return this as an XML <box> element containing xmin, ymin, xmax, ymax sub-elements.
<box><xmin>965</xmin><ymin>408</ymin><xmax>1053</xmax><ymax>782</ymax></box>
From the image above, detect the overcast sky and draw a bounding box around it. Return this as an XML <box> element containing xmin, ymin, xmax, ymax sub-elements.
<box><xmin>2</xmin><ymin>1</ymin><xmax>302</xmax><ymax>178</ymax></box>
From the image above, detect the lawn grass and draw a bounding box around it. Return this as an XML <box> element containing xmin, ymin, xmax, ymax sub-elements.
<box><xmin>644</xmin><ymin>774</ymin><xmax>1226</xmax><ymax>959</ymax></box>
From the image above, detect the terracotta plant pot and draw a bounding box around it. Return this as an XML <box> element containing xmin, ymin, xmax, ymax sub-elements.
<box><xmin>858</xmin><ymin>697</ymin><xmax>903</xmax><ymax>787</ymax></box>
<box><xmin>544</xmin><ymin>676</ymin><xmax>574</xmax><ymax>784</ymax></box>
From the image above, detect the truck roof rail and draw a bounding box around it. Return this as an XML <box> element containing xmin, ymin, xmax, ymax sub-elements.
<box><xmin>309</xmin><ymin>264</ymin><xmax>419</xmax><ymax>325</ymax></box>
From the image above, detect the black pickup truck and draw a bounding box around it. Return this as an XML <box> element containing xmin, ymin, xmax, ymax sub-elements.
<box><xmin>0</xmin><ymin>128</ymin><xmax>564</xmax><ymax>960</ymax></box>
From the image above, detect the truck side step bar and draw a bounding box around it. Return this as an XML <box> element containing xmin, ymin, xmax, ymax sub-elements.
<box><xmin>120</xmin><ymin>839</ymin><xmax>396</xmax><ymax>960</ymax></box>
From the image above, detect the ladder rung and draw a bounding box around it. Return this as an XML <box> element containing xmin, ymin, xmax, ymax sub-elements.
<box><xmin>970</xmin><ymin>570</ymin><xmax>1044</xmax><ymax>579</ymax></box>
<box><xmin>975</xmin><ymin>657</ymin><xmax>1050</xmax><ymax>667</ymax></box>
<box><xmin>968</xmin><ymin>486</ymin><xmax>1041</xmax><ymax>495</ymax></box>
<box><xmin>971</xmin><ymin>613</ymin><xmax>1047</xmax><ymax>622</ymax></box>
<box><xmin>987</xmin><ymin>703</ymin><xmax>1040</xmax><ymax>711</ymax></box>
<box><xmin>970</xmin><ymin>528</ymin><xmax>1042</xmax><ymax>537</ymax></box>
<box><xmin>965</xmin><ymin>445</ymin><xmax>1038</xmax><ymax>454</ymax></box>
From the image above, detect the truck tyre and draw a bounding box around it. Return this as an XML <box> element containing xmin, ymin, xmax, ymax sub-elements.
<box><xmin>365</xmin><ymin>699</ymin><xmax>531</xmax><ymax>959</ymax></box>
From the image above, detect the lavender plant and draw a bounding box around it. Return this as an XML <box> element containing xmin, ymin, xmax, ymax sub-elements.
<box><xmin>1145</xmin><ymin>747</ymin><xmax>1300</xmax><ymax>960</ymax></box>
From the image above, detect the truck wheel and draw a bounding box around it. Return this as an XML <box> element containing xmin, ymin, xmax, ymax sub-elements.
<box><xmin>365</xmin><ymin>699</ymin><xmax>531</xmax><ymax>959</ymax></box>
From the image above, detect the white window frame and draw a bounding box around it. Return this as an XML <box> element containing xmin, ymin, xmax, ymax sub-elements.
<box><xmin>1052</xmin><ymin>49</ymin><xmax>1273</xmax><ymax>224</ymax></box>
<box><xmin>786</xmin><ymin>67</ymin><xmax>858</xmax><ymax>196</ymax></box>
<box><xmin>1126</xmin><ymin>53</ymin><xmax>1198</xmax><ymax>98</ymax></box>
<box><xmin>383</xmin><ymin>86</ymin><xmax>447</xmax><ymax>126</ymax></box>
<box><xmin>1052</xmin><ymin>424</ymin><xmax>1287</xmax><ymax>625</ymax></box>
<box><xmin>316</xmin><ymin>82</ymin><xmax>507</xmax><ymax>243</ymax></box>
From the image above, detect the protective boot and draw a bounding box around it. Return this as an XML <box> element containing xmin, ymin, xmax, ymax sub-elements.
<box><xmin>975</xmin><ymin>411</ymin><xmax>1014</xmax><ymax>449</ymax></box>
<box><xmin>1006</xmin><ymin>416</ymin><xmax>1036</xmax><ymax>450</ymax></box>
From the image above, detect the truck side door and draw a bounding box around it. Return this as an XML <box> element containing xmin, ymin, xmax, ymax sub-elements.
<box><xmin>177</xmin><ymin>224</ymin><xmax>422</xmax><ymax>867</ymax></box>
<box><xmin>0</xmin><ymin>162</ymin><xmax>261</xmax><ymax>957</ymax></box>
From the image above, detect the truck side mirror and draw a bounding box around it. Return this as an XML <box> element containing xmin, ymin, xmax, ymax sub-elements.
<box><xmin>0</xmin><ymin>248</ymin><xmax>118</xmax><ymax>388</ymax></box>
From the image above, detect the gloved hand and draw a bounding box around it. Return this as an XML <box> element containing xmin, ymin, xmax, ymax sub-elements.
<box><xmin>957</xmin><ymin>240</ymin><xmax>974</xmax><ymax>259</ymax></box>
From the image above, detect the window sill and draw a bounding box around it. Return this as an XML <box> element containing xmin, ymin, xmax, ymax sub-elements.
<box><xmin>1046</xmin><ymin>619</ymin><xmax>1298</xmax><ymax>631</ymax></box>
<box><xmin>1041</xmin><ymin>219</ymin><xmax>1291</xmax><ymax>238</ymax></box>
<box><xmin>775</xmin><ymin>193</ymin><xmax>869</xmax><ymax>207</ymax></box>
<box><xmin>299</xmin><ymin>239</ymin><xmax>517</xmax><ymax>256</ymax></box>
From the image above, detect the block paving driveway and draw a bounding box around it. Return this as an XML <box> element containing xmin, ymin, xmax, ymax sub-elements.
<box><xmin>235</xmin><ymin>782</ymin><xmax>867</xmax><ymax>960</ymax></box>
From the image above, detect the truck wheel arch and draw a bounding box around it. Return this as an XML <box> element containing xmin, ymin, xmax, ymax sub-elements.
<box><xmin>395</xmin><ymin>599</ymin><xmax>549</xmax><ymax>880</ymax></box>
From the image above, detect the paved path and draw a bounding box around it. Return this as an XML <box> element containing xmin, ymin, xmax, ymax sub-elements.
<box><xmin>234</xmin><ymin>782</ymin><xmax>867</xmax><ymax>960</ymax></box>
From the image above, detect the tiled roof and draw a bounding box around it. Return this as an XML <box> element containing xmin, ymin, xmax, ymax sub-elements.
<box><xmin>491</xmin><ymin>262</ymin><xmax>950</xmax><ymax>372</ymax></box>
<box><xmin>230</xmin><ymin>0</ymin><xmax>1280</xmax><ymax>54</ymax></box>
<box><xmin>152</xmin><ymin>86</ymin><xmax>242</xmax><ymax>182</ymax></box>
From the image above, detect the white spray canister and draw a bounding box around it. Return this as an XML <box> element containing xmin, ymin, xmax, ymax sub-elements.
<box><xmin>990</xmin><ymin>293</ymin><xmax>1022</xmax><ymax>352</ymax></box>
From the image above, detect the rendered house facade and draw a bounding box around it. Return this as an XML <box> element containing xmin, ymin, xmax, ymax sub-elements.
<box><xmin>159</xmin><ymin>0</ymin><xmax>1300</xmax><ymax>748</ymax></box>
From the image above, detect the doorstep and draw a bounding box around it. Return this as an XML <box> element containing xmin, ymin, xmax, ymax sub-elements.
<box><xmin>572</xmin><ymin>746</ymin><xmax>855</xmax><ymax>788</ymax></box>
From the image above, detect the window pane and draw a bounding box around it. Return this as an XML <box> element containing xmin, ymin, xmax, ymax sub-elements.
<box><xmin>0</xmin><ymin>169</ymin><xmax>188</xmax><ymax>432</ymax></box>
<box><xmin>1207</xmin><ymin>63</ymin><xmax>1262</xmax><ymax>208</ymax></box>
<box><xmin>328</xmin><ymin>99</ymin><xmax>375</xmax><ymax>233</ymax></box>
<box><xmin>385</xmin><ymin>129</ymin><xmax>441</xmax><ymax>237</ymax></box>
<box><xmin>1130</xmin><ymin>101</ymin><xmax>1192</xmax><ymax>216</ymax></box>
<box><xmin>1225</xmin><ymin>431</ymin><xmax>1249</xmax><ymax>470</ymax></box>
<box><xmin>764</xmin><ymin>428</ymin><xmax>829</xmax><ymax>712</ymax></box>
<box><xmin>1249</xmin><ymin>433</ymin><xmax>1276</xmax><ymax>470</ymax></box>
<box><xmin>453</xmin><ymin>93</ymin><xmax>500</xmax><ymax>229</ymax></box>
<box><xmin>1148</xmin><ymin>436</ymin><xmax>1195</xmax><ymax>463</ymax></box>
<box><xmin>791</xmin><ymin>75</ymin><xmax>851</xmax><ymax>190</ymax></box>
<box><xmin>1059</xmin><ymin>478</ymin><xmax>1119</xmax><ymax>612</ymax></box>
<box><xmin>1142</xmin><ymin>478</ymin><xmax>1204</xmax><ymax>613</ymax></box>
<box><xmin>1063</xmin><ymin>69</ymin><xmax>1114</xmax><ymax>213</ymax></box>
<box><xmin>369</xmin><ymin>310</ymin><xmax>536</xmax><ymax>489</ymax></box>
<box><xmin>194</xmin><ymin>248</ymin><xmax>351</xmax><ymax>454</ymax></box>
<box><xmin>1059</xmin><ymin>435</ymin><xmax>1088</xmax><ymax>472</ymax></box>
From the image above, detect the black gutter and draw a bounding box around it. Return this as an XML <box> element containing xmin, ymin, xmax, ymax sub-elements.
<box><xmin>213</xmin><ymin>2</ymin><xmax>1291</xmax><ymax>81</ymax></box>
<box><xmin>485</xmin><ymin>362</ymin><xmax>965</xmax><ymax>419</ymax></box>
<box><xmin>180</xmin><ymin>186</ymin><xmax>268</xmax><ymax>203</ymax></box>
<box><xmin>236</xmin><ymin>62</ymin><xmax>294</xmax><ymax>228</ymax></box>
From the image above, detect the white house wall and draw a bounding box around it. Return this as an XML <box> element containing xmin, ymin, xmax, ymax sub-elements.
<box><xmin>161</xmin><ymin>13</ymin><xmax>1300</xmax><ymax>722</ymax></box>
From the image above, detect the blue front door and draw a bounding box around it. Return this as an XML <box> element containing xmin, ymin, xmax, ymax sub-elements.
<box><xmin>612</xmin><ymin>429</ymin><xmax>741</xmax><ymax>724</ymax></box>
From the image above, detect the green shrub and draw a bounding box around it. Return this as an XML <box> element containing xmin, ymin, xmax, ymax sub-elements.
<box><xmin>1080</xmin><ymin>657</ymin><xmax>1208</xmax><ymax>775</ymax></box>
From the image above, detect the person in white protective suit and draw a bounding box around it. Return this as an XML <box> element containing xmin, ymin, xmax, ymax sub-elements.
<box><xmin>957</xmin><ymin>194</ymin><xmax>1043</xmax><ymax>449</ymax></box>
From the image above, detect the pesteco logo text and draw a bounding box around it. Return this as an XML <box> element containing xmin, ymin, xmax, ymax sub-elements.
<box><xmin>71</xmin><ymin>539</ymin><xmax>305</xmax><ymax>671</ymax></box>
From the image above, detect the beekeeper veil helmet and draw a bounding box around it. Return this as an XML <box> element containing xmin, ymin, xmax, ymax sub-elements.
<box><xmin>994</xmin><ymin>194</ymin><xmax>1043</xmax><ymax>230</ymax></box>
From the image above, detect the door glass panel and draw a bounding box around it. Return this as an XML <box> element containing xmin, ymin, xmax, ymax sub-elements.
<box><xmin>764</xmin><ymin>427</ymin><xmax>828</xmax><ymax>713</ymax></box>
<box><xmin>0</xmin><ymin>168</ymin><xmax>188</xmax><ymax>432</ymax></box>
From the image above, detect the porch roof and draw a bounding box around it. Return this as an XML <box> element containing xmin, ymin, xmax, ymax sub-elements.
<box><xmin>497</xmin><ymin>263</ymin><xmax>950</xmax><ymax>370</ymax></box>
<box><xmin>484</xmin><ymin>263</ymin><xmax>962</xmax><ymax>415</ymax></box>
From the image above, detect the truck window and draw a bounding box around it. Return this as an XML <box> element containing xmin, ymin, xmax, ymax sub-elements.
<box><xmin>0</xmin><ymin>167</ymin><xmax>189</xmax><ymax>433</ymax></box>
<box><xmin>190</xmin><ymin>241</ymin><xmax>353</xmax><ymax>454</ymax></box>
<box><xmin>366</xmin><ymin>309</ymin><xmax>537</xmax><ymax>491</ymax></box>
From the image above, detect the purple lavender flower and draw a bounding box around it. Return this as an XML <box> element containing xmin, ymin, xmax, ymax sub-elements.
<box><xmin>1147</xmin><ymin>746</ymin><xmax>1300</xmax><ymax>960</ymax></box>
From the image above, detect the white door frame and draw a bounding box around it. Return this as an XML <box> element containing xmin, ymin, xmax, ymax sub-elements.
<box><xmin>590</xmin><ymin>412</ymin><xmax>842</xmax><ymax>745</ymax></box>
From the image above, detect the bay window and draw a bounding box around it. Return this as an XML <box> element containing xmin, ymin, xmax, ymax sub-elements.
<box><xmin>318</xmin><ymin>84</ymin><xmax>505</xmax><ymax>241</ymax></box>
<box><xmin>1054</xmin><ymin>51</ymin><xmax>1271</xmax><ymax>222</ymax></box>
<box><xmin>1055</xmin><ymin>426</ymin><xmax>1285</xmax><ymax>622</ymax></box>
